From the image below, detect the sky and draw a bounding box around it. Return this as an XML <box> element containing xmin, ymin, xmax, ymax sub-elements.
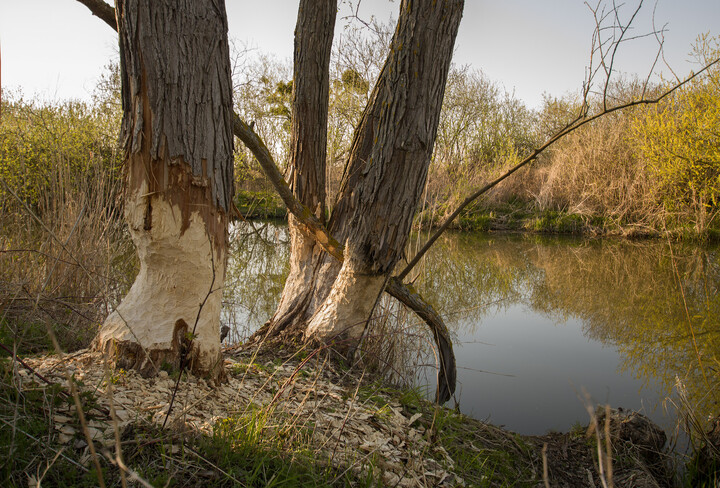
<box><xmin>1</xmin><ymin>0</ymin><xmax>718</xmax><ymax>109</ymax></box>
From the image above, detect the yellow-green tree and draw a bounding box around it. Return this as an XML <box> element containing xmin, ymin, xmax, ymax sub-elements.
<box><xmin>634</xmin><ymin>35</ymin><xmax>720</xmax><ymax>233</ymax></box>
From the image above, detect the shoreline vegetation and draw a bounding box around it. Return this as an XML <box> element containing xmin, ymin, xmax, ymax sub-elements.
<box><xmin>234</xmin><ymin>190</ymin><xmax>720</xmax><ymax>242</ymax></box>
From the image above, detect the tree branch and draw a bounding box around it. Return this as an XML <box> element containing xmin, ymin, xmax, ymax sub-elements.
<box><xmin>232</xmin><ymin>114</ymin><xmax>345</xmax><ymax>260</ymax></box>
<box><xmin>75</xmin><ymin>0</ymin><xmax>116</xmax><ymax>30</ymax></box>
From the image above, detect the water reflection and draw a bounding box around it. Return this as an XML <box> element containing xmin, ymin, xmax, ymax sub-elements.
<box><xmin>410</xmin><ymin>233</ymin><xmax>720</xmax><ymax>434</ymax></box>
<box><xmin>222</xmin><ymin>222</ymin><xmax>289</xmax><ymax>343</ymax></box>
<box><xmin>223</xmin><ymin>222</ymin><xmax>720</xmax><ymax>436</ymax></box>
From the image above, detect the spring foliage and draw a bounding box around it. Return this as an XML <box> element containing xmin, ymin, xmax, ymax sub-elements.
<box><xmin>633</xmin><ymin>35</ymin><xmax>720</xmax><ymax>231</ymax></box>
<box><xmin>0</xmin><ymin>93</ymin><xmax>121</xmax><ymax>215</ymax></box>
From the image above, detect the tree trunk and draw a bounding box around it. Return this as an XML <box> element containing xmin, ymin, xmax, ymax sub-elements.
<box><xmin>308</xmin><ymin>0</ymin><xmax>464</xmax><ymax>351</ymax></box>
<box><xmin>258</xmin><ymin>0</ymin><xmax>464</xmax><ymax>356</ymax></box>
<box><xmin>261</xmin><ymin>0</ymin><xmax>337</xmax><ymax>339</ymax></box>
<box><xmin>94</xmin><ymin>0</ymin><xmax>234</xmax><ymax>381</ymax></box>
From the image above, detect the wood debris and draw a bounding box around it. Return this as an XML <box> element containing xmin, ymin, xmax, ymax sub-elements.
<box><xmin>17</xmin><ymin>349</ymin><xmax>462</xmax><ymax>487</ymax></box>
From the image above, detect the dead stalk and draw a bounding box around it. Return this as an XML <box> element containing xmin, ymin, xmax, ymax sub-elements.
<box><xmin>102</xmin><ymin>352</ymin><xmax>128</xmax><ymax>488</ymax></box>
<box><xmin>542</xmin><ymin>442</ymin><xmax>550</xmax><ymax>488</ymax></box>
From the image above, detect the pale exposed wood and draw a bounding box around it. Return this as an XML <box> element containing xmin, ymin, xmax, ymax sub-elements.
<box><xmin>302</xmin><ymin>0</ymin><xmax>463</xmax><ymax>363</ymax></box>
<box><xmin>95</xmin><ymin>0</ymin><xmax>234</xmax><ymax>380</ymax></box>
<box><xmin>237</xmin><ymin>0</ymin><xmax>462</xmax><ymax>401</ymax></box>
<box><xmin>231</xmin><ymin>115</ymin><xmax>344</xmax><ymax>259</ymax></box>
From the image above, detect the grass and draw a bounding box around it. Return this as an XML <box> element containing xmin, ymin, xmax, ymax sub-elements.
<box><xmin>235</xmin><ymin>190</ymin><xmax>288</xmax><ymax>220</ymax></box>
<box><xmin>0</xmin><ymin>335</ymin><xmax>570</xmax><ymax>487</ymax></box>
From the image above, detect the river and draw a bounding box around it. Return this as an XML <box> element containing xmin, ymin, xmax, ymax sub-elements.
<box><xmin>221</xmin><ymin>221</ymin><xmax>720</xmax><ymax>440</ymax></box>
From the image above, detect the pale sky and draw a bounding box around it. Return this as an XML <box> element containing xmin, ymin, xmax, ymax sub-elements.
<box><xmin>1</xmin><ymin>1</ymin><xmax>718</xmax><ymax>109</ymax></box>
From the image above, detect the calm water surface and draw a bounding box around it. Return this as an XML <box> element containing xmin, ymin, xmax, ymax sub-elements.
<box><xmin>223</xmin><ymin>222</ymin><xmax>720</xmax><ymax>437</ymax></box>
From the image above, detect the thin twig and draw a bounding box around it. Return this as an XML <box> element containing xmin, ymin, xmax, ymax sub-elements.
<box><xmin>163</xmin><ymin>237</ymin><xmax>218</xmax><ymax>429</ymax></box>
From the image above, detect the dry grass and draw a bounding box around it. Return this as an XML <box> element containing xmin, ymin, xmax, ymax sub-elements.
<box><xmin>529</xmin><ymin>111</ymin><xmax>662</xmax><ymax>229</ymax></box>
<box><xmin>0</xmin><ymin>101</ymin><xmax>133</xmax><ymax>354</ymax></box>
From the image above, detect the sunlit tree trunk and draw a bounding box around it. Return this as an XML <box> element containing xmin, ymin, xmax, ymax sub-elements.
<box><xmin>94</xmin><ymin>0</ymin><xmax>234</xmax><ymax>381</ymax></box>
<box><xmin>308</xmin><ymin>0</ymin><xmax>464</xmax><ymax>351</ymax></box>
<box><xmin>266</xmin><ymin>0</ymin><xmax>337</xmax><ymax>338</ymax></box>
<box><xmin>261</xmin><ymin>0</ymin><xmax>464</xmax><ymax>356</ymax></box>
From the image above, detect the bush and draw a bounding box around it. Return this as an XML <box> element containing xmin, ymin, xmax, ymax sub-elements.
<box><xmin>632</xmin><ymin>38</ymin><xmax>720</xmax><ymax>234</ymax></box>
<box><xmin>0</xmin><ymin>92</ymin><xmax>133</xmax><ymax>354</ymax></box>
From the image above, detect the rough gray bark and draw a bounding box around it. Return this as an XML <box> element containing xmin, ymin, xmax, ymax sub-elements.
<box><xmin>118</xmin><ymin>0</ymin><xmax>234</xmax><ymax>215</ymax></box>
<box><xmin>303</xmin><ymin>0</ymin><xmax>464</xmax><ymax>349</ymax></box>
<box><xmin>267</xmin><ymin>0</ymin><xmax>337</xmax><ymax>336</ymax></box>
<box><xmin>75</xmin><ymin>0</ymin><xmax>116</xmax><ymax>29</ymax></box>
<box><xmin>95</xmin><ymin>0</ymin><xmax>234</xmax><ymax>380</ymax></box>
<box><xmin>329</xmin><ymin>1</ymin><xmax>464</xmax><ymax>274</ymax></box>
<box><xmin>269</xmin><ymin>0</ymin><xmax>464</xmax><ymax>334</ymax></box>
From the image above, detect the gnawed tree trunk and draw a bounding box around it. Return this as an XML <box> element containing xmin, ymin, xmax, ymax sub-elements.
<box><xmin>94</xmin><ymin>0</ymin><xmax>234</xmax><ymax>381</ymax></box>
<box><xmin>308</xmin><ymin>0</ymin><xmax>464</xmax><ymax>351</ymax></box>
<box><xmin>261</xmin><ymin>0</ymin><xmax>464</xmax><ymax>355</ymax></box>
<box><xmin>266</xmin><ymin>0</ymin><xmax>337</xmax><ymax>339</ymax></box>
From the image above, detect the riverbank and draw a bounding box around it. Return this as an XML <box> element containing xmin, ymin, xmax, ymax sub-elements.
<box><xmin>235</xmin><ymin>190</ymin><xmax>720</xmax><ymax>242</ymax></box>
<box><xmin>1</xmin><ymin>345</ymin><xmax>686</xmax><ymax>487</ymax></box>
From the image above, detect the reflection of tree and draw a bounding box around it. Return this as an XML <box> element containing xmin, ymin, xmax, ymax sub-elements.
<box><xmin>222</xmin><ymin>222</ymin><xmax>289</xmax><ymax>341</ymax></box>
<box><xmin>524</xmin><ymin>240</ymin><xmax>720</xmax><ymax>426</ymax></box>
<box><xmin>408</xmin><ymin>232</ymin><xmax>535</xmax><ymax>331</ymax></box>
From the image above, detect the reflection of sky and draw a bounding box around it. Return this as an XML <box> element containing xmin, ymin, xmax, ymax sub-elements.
<box><xmin>448</xmin><ymin>303</ymin><xmax>663</xmax><ymax>435</ymax></box>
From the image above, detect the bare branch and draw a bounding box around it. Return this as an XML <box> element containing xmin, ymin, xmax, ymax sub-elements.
<box><xmin>232</xmin><ymin>114</ymin><xmax>345</xmax><ymax>261</ymax></box>
<box><xmin>396</xmin><ymin>57</ymin><xmax>720</xmax><ymax>282</ymax></box>
<box><xmin>75</xmin><ymin>0</ymin><xmax>116</xmax><ymax>30</ymax></box>
<box><xmin>602</xmin><ymin>1</ymin><xmax>644</xmax><ymax>108</ymax></box>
